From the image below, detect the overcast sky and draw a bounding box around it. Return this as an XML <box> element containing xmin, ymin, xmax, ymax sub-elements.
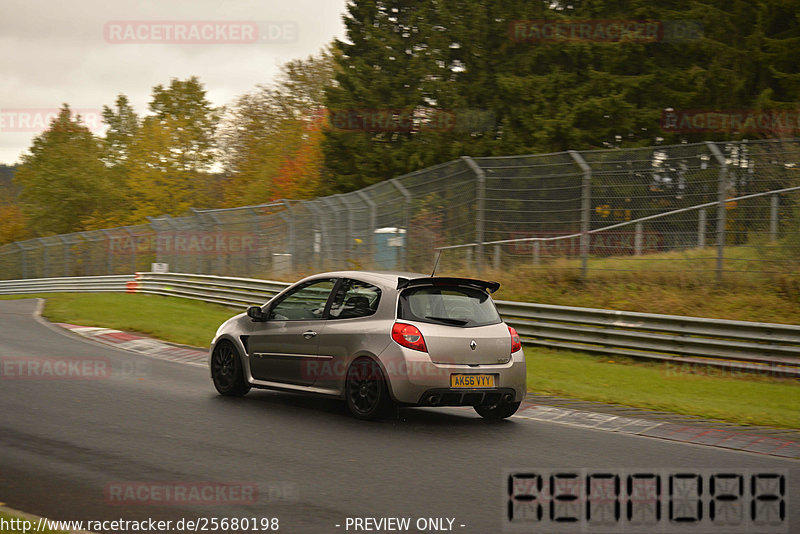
<box><xmin>0</xmin><ymin>0</ymin><xmax>349</xmax><ymax>165</ymax></box>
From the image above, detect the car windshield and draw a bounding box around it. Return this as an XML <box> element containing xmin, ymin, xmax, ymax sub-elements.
<box><xmin>397</xmin><ymin>285</ymin><xmax>501</xmax><ymax>327</ymax></box>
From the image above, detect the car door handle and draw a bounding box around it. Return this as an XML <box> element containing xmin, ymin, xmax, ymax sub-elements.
<box><xmin>303</xmin><ymin>331</ymin><xmax>317</xmax><ymax>339</ymax></box>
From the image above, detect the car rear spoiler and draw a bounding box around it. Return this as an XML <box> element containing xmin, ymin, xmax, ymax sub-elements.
<box><xmin>396</xmin><ymin>277</ymin><xmax>501</xmax><ymax>294</ymax></box>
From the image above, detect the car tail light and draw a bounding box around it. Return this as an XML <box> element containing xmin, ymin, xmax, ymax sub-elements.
<box><xmin>509</xmin><ymin>326</ymin><xmax>522</xmax><ymax>353</ymax></box>
<box><xmin>392</xmin><ymin>322</ymin><xmax>428</xmax><ymax>352</ymax></box>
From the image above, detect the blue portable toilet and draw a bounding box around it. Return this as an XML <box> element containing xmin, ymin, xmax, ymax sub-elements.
<box><xmin>374</xmin><ymin>227</ymin><xmax>406</xmax><ymax>269</ymax></box>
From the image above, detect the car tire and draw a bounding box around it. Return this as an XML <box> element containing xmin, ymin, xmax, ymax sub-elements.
<box><xmin>345</xmin><ymin>358</ymin><xmax>394</xmax><ymax>420</ymax></box>
<box><xmin>474</xmin><ymin>400</ymin><xmax>521</xmax><ymax>420</ymax></box>
<box><xmin>211</xmin><ymin>341</ymin><xmax>251</xmax><ymax>397</ymax></box>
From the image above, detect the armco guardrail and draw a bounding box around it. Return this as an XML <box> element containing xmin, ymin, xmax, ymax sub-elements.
<box><xmin>497</xmin><ymin>301</ymin><xmax>800</xmax><ymax>378</ymax></box>
<box><xmin>0</xmin><ymin>274</ymin><xmax>135</xmax><ymax>294</ymax></box>
<box><xmin>1</xmin><ymin>273</ymin><xmax>797</xmax><ymax>377</ymax></box>
<box><xmin>133</xmin><ymin>272</ymin><xmax>289</xmax><ymax>308</ymax></box>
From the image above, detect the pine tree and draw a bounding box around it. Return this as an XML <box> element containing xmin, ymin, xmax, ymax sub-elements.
<box><xmin>323</xmin><ymin>0</ymin><xmax>445</xmax><ymax>191</ymax></box>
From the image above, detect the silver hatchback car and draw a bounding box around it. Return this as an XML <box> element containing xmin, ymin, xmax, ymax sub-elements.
<box><xmin>209</xmin><ymin>271</ymin><xmax>526</xmax><ymax>420</ymax></box>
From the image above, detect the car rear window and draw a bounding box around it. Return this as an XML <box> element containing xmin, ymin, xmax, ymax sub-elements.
<box><xmin>397</xmin><ymin>285</ymin><xmax>501</xmax><ymax>327</ymax></box>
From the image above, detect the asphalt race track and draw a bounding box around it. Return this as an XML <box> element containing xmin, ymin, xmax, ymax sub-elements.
<box><xmin>0</xmin><ymin>298</ymin><xmax>797</xmax><ymax>533</ymax></box>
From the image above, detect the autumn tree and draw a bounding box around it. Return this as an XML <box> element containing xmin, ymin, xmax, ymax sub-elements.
<box><xmin>73</xmin><ymin>94</ymin><xmax>144</xmax><ymax>229</ymax></box>
<box><xmin>14</xmin><ymin>105</ymin><xmax>116</xmax><ymax>235</ymax></box>
<box><xmin>102</xmin><ymin>94</ymin><xmax>139</xmax><ymax>183</ymax></box>
<box><xmin>0</xmin><ymin>165</ymin><xmax>27</xmax><ymax>244</ymax></box>
<box><xmin>219</xmin><ymin>48</ymin><xmax>335</xmax><ymax>205</ymax></box>
<box><xmin>126</xmin><ymin>77</ymin><xmax>221</xmax><ymax>219</ymax></box>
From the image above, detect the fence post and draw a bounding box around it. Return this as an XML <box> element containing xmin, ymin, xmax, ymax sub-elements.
<box><xmin>206</xmin><ymin>211</ymin><xmax>225</xmax><ymax>276</ymax></box>
<box><xmin>249</xmin><ymin>208</ymin><xmax>264</xmax><ymax>278</ymax></box>
<box><xmin>281</xmin><ymin>200</ymin><xmax>297</xmax><ymax>272</ymax></box>
<box><xmin>634</xmin><ymin>224</ymin><xmax>643</xmax><ymax>256</ymax></box>
<box><xmin>100</xmin><ymin>230</ymin><xmax>113</xmax><ymax>274</ymax></box>
<box><xmin>706</xmin><ymin>141</ymin><xmax>728</xmax><ymax>282</ymax></box>
<box><xmin>461</xmin><ymin>156</ymin><xmax>486</xmax><ymax>276</ymax></box>
<box><xmin>333</xmin><ymin>195</ymin><xmax>354</xmax><ymax>263</ymax></box>
<box><xmin>532</xmin><ymin>239</ymin><xmax>540</xmax><ymax>265</ymax></box>
<box><xmin>569</xmin><ymin>150</ymin><xmax>592</xmax><ymax>279</ymax></box>
<box><xmin>770</xmin><ymin>194</ymin><xmax>779</xmax><ymax>241</ymax></box>
<box><xmin>356</xmin><ymin>190</ymin><xmax>377</xmax><ymax>265</ymax></box>
<box><xmin>17</xmin><ymin>243</ymin><xmax>27</xmax><ymax>279</ymax></box>
<box><xmin>303</xmin><ymin>201</ymin><xmax>324</xmax><ymax>271</ymax></box>
<box><xmin>120</xmin><ymin>228</ymin><xmax>134</xmax><ymax>274</ymax></box>
<box><xmin>697</xmin><ymin>209</ymin><xmax>706</xmax><ymax>248</ymax></box>
<box><xmin>38</xmin><ymin>238</ymin><xmax>47</xmax><ymax>277</ymax></box>
<box><xmin>389</xmin><ymin>178</ymin><xmax>412</xmax><ymax>270</ymax></box>
<box><xmin>58</xmin><ymin>235</ymin><xmax>68</xmax><ymax>277</ymax></box>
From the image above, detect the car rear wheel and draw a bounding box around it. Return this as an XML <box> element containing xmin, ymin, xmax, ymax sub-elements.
<box><xmin>211</xmin><ymin>341</ymin><xmax>251</xmax><ymax>397</ymax></box>
<box><xmin>346</xmin><ymin>358</ymin><xmax>394</xmax><ymax>420</ymax></box>
<box><xmin>475</xmin><ymin>400</ymin><xmax>520</xmax><ymax>420</ymax></box>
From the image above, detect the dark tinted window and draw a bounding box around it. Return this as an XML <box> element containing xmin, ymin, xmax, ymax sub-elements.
<box><xmin>329</xmin><ymin>279</ymin><xmax>381</xmax><ymax>319</ymax></box>
<box><xmin>398</xmin><ymin>285</ymin><xmax>501</xmax><ymax>327</ymax></box>
<box><xmin>269</xmin><ymin>278</ymin><xmax>336</xmax><ymax>320</ymax></box>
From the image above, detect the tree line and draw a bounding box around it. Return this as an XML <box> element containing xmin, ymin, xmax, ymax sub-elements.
<box><xmin>3</xmin><ymin>0</ymin><xmax>797</xmax><ymax>243</ymax></box>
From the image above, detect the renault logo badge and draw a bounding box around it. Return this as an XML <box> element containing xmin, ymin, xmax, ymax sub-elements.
<box><xmin>470</xmin><ymin>340</ymin><xmax>477</xmax><ymax>351</ymax></box>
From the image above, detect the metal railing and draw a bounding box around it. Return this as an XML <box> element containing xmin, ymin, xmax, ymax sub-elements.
<box><xmin>499</xmin><ymin>301</ymin><xmax>800</xmax><ymax>378</ymax></box>
<box><xmin>2</xmin><ymin>138</ymin><xmax>798</xmax><ymax>281</ymax></box>
<box><xmin>437</xmin><ymin>185</ymin><xmax>800</xmax><ymax>282</ymax></box>
<box><xmin>0</xmin><ymin>274</ymin><xmax>134</xmax><ymax>294</ymax></box>
<box><xmin>133</xmin><ymin>272</ymin><xmax>289</xmax><ymax>308</ymax></box>
<box><xmin>1</xmin><ymin>272</ymin><xmax>797</xmax><ymax>377</ymax></box>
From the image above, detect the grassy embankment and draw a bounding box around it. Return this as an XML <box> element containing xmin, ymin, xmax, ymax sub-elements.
<box><xmin>445</xmin><ymin>242</ymin><xmax>800</xmax><ymax>324</ymax></box>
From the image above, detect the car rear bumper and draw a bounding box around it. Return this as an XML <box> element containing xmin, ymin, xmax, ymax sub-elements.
<box><xmin>377</xmin><ymin>345</ymin><xmax>527</xmax><ymax>405</ymax></box>
<box><xmin>415</xmin><ymin>387</ymin><xmax>519</xmax><ymax>407</ymax></box>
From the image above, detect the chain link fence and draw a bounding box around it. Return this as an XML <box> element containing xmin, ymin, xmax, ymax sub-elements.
<box><xmin>1</xmin><ymin>139</ymin><xmax>798</xmax><ymax>281</ymax></box>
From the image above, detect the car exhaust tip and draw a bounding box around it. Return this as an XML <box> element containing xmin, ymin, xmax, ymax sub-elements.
<box><xmin>427</xmin><ymin>394</ymin><xmax>441</xmax><ymax>406</ymax></box>
<box><xmin>502</xmin><ymin>393</ymin><xmax>514</xmax><ymax>403</ymax></box>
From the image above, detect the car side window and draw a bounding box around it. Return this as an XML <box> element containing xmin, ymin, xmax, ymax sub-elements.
<box><xmin>268</xmin><ymin>278</ymin><xmax>336</xmax><ymax>320</ymax></box>
<box><xmin>328</xmin><ymin>279</ymin><xmax>381</xmax><ymax>320</ymax></box>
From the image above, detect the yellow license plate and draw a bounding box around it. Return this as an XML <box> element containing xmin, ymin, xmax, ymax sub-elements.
<box><xmin>450</xmin><ymin>374</ymin><xmax>495</xmax><ymax>388</ymax></box>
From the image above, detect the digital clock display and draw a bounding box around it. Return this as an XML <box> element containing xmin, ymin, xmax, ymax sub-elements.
<box><xmin>504</xmin><ymin>469</ymin><xmax>787</xmax><ymax>533</ymax></box>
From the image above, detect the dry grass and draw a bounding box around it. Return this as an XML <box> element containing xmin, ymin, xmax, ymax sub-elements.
<box><xmin>434</xmin><ymin>243</ymin><xmax>800</xmax><ymax>324</ymax></box>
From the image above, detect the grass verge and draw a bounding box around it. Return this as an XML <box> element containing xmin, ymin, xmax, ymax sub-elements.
<box><xmin>2</xmin><ymin>292</ymin><xmax>236</xmax><ymax>348</ymax></box>
<box><xmin>528</xmin><ymin>349</ymin><xmax>799</xmax><ymax>429</ymax></box>
<box><xmin>436</xmin><ymin>243</ymin><xmax>800</xmax><ymax>324</ymax></box>
<box><xmin>1</xmin><ymin>292</ymin><xmax>797</xmax><ymax>428</ymax></box>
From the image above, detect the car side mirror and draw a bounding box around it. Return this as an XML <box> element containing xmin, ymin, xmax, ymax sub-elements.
<box><xmin>247</xmin><ymin>306</ymin><xmax>267</xmax><ymax>322</ymax></box>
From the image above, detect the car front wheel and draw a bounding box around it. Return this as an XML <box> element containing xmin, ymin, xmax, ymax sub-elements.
<box><xmin>345</xmin><ymin>358</ymin><xmax>394</xmax><ymax>420</ymax></box>
<box><xmin>211</xmin><ymin>341</ymin><xmax>251</xmax><ymax>397</ymax></box>
<box><xmin>475</xmin><ymin>400</ymin><xmax>520</xmax><ymax>420</ymax></box>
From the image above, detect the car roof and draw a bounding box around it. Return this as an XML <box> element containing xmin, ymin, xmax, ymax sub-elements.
<box><xmin>299</xmin><ymin>270</ymin><xmax>499</xmax><ymax>293</ymax></box>
<box><xmin>305</xmin><ymin>270</ymin><xmax>429</xmax><ymax>286</ymax></box>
